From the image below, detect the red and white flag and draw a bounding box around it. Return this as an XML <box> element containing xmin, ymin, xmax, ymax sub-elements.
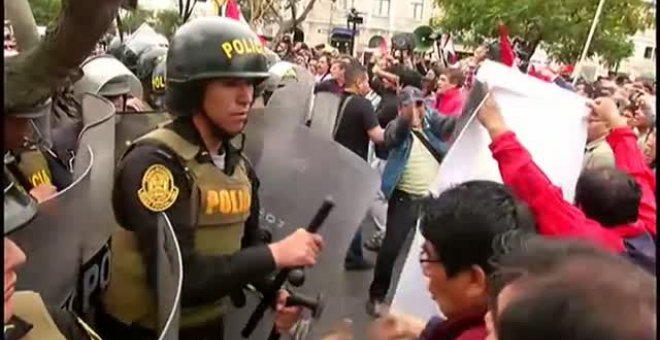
<box><xmin>441</xmin><ymin>33</ymin><xmax>458</xmax><ymax>65</ymax></box>
<box><xmin>215</xmin><ymin>0</ymin><xmax>268</xmax><ymax>46</ymax></box>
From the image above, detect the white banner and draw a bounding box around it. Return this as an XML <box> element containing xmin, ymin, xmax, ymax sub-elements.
<box><xmin>391</xmin><ymin>60</ymin><xmax>590</xmax><ymax>321</ymax></box>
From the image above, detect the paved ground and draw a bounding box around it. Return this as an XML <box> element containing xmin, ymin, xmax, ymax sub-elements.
<box><xmin>224</xmin><ymin>218</ymin><xmax>415</xmax><ymax>340</ymax></box>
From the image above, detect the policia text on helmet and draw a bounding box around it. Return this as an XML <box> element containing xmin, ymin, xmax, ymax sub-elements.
<box><xmin>4</xmin><ymin>111</ymin><xmax>101</xmax><ymax>340</ymax></box>
<box><xmin>99</xmin><ymin>17</ymin><xmax>324</xmax><ymax>340</ymax></box>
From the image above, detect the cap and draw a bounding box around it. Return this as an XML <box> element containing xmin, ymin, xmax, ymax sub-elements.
<box><xmin>398</xmin><ymin>86</ymin><xmax>425</xmax><ymax>107</ymax></box>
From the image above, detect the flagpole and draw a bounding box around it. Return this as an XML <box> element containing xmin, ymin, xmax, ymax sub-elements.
<box><xmin>571</xmin><ymin>0</ymin><xmax>606</xmax><ymax>86</ymax></box>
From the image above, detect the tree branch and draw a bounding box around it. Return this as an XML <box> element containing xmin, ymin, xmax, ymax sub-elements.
<box><xmin>5</xmin><ymin>0</ymin><xmax>123</xmax><ymax>112</ymax></box>
<box><xmin>267</xmin><ymin>0</ymin><xmax>283</xmax><ymax>22</ymax></box>
<box><xmin>295</xmin><ymin>0</ymin><xmax>317</xmax><ymax>23</ymax></box>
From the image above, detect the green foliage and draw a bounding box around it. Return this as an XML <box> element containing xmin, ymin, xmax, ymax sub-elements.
<box><xmin>120</xmin><ymin>8</ymin><xmax>154</xmax><ymax>34</ymax></box>
<box><xmin>153</xmin><ymin>10</ymin><xmax>182</xmax><ymax>38</ymax></box>
<box><xmin>432</xmin><ymin>0</ymin><xmax>655</xmax><ymax>64</ymax></box>
<box><xmin>27</xmin><ymin>0</ymin><xmax>61</xmax><ymax>26</ymax></box>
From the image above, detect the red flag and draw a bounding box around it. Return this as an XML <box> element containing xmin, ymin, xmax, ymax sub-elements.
<box><xmin>498</xmin><ymin>23</ymin><xmax>515</xmax><ymax>67</ymax></box>
<box><xmin>226</xmin><ymin>0</ymin><xmax>241</xmax><ymax>20</ymax></box>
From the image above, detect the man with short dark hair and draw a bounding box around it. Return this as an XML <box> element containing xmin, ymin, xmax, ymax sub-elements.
<box><xmin>367</xmin><ymin>180</ymin><xmax>536</xmax><ymax>339</ymax></box>
<box><xmin>367</xmin><ymin>86</ymin><xmax>460</xmax><ymax>316</ymax></box>
<box><xmin>315</xmin><ymin>60</ymin><xmax>348</xmax><ymax>95</ymax></box>
<box><xmin>333</xmin><ymin>62</ymin><xmax>386</xmax><ymax>270</ymax></box>
<box><xmin>434</xmin><ymin>68</ymin><xmax>465</xmax><ymax>116</ymax></box>
<box><xmin>486</xmin><ymin>237</ymin><xmax>656</xmax><ymax>340</ymax></box>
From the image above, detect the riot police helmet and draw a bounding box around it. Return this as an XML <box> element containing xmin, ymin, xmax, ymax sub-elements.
<box><xmin>98</xmin><ymin>76</ymin><xmax>132</xmax><ymax>97</ymax></box>
<box><xmin>165</xmin><ymin>17</ymin><xmax>269</xmax><ymax>115</ymax></box>
<box><xmin>136</xmin><ymin>45</ymin><xmax>167</xmax><ymax>82</ymax></box>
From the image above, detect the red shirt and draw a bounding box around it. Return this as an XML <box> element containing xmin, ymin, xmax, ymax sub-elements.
<box><xmin>489</xmin><ymin>127</ymin><xmax>656</xmax><ymax>253</ymax></box>
<box><xmin>434</xmin><ymin>87</ymin><xmax>464</xmax><ymax>117</ymax></box>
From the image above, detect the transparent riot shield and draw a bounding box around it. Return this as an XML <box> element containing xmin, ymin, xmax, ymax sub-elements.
<box><xmin>13</xmin><ymin>94</ymin><xmax>118</xmax><ymax>316</ymax></box>
<box><xmin>11</xmin><ymin>142</ymin><xmax>92</xmax><ymax>307</ymax></box>
<box><xmin>265</xmin><ymin>65</ymin><xmax>316</xmax><ymax>126</ymax></box>
<box><xmin>307</xmin><ymin>92</ymin><xmax>341</xmax><ymax>139</ymax></box>
<box><xmin>69</xmin><ymin>94</ymin><xmax>117</xmax><ymax>316</ymax></box>
<box><xmin>156</xmin><ymin>212</ymin><xmax>183</xmax><ymax>340</ymax></box>
<box><xmin>232</xmin><ymin>103</ymin><xmax>380</xmax><ymax>338</ymax></box>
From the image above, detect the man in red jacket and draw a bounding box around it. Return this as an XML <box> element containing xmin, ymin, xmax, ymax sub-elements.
<box><xmin>478</xmin><ymin>94</ymin><xmax>656</xmax><ymax>272</ymax></box>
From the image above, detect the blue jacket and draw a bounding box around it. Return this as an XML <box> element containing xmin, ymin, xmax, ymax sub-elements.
<box><xmin>380</xmin><ymin>108</ymin><xmax>456</xmax><ymax>199</ymax></box>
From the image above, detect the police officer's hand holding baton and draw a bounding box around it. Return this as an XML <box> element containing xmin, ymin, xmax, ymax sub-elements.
<box><xmin>242</xmin><ymin>197</ymin><xmax>334</xmax><ymax>338</ymax></box>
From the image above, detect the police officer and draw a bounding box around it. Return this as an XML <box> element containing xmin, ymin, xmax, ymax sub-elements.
<box><xmin>4</xmin><ymin>132</ymin><xmax>100</xmax><ymax>340</ymax></box>
<box><xmin>99</xmin><ymin>17</ymin><xmax>324</xmax><ymax>339</ymax></box>
<box><xmin>135</xmin><ymin>46</ymin><xmax>167</xmax><ymax>110</ymax></box>
<box><xmin>5</xmin><ymin>101</ymin><xmax>72</xmax><ymax>203</ymax></box>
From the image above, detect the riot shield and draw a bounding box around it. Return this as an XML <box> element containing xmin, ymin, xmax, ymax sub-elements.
<box><xmin>265</xmin><ymin>65</ymin><xmax>316</xmax><ymax>126</ymax></box>
<box><xmin>156</xmin><ymin>212</ymin><xmax>183</xmax><ymax>340</ymax></box>
<box><xmin>14</xmin><ymin>94</ymin><xmax>118</xmax><ymax>315</ymax></box>
<box><xmin>74</xmin><ymin>54</ymin><xmax>143</xmax><ymax>98</ymax></box>
<box><xmin>307</xmin><ymin>92</ymin><xmax>341</xmax><ymax>139</ymax></box>
<box><xmin>115</xmin><ymin>112</ymin><xmax>172</xmax><ymax>159</ymax></box>
<box><xmin>12</xmin><ymin>144</ymin><xmax>92</xmax><ymax>307</ymax></box>
<box><xmin>236</xmin><ymin>103</ymin><xmax>380</xmax><ymax>338</ymax></box>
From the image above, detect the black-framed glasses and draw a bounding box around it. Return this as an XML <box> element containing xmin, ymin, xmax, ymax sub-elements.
<box><xmin>419</xmin><ymin>248</ymin><xmax>442</xmax><ymax>264</ymax></box>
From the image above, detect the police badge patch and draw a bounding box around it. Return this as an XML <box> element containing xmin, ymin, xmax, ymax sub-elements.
<box><xmin>138</xmin><ymin>164</ymin><xmax>180</xmax><ymax>212</ymax></box>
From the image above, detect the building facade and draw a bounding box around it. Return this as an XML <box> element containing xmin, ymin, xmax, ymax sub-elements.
<box><xmin>288</xmin><ymin>0</ymin><xmax>435</xmax><ymax>53</ymax></box>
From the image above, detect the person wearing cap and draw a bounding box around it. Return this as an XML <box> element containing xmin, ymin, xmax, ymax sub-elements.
<box><xmin>367</xmin><ymin>86</ymin><xmax>457</xmax><ymax>317</ymax></box>
<box><xmin>98</xmin><ymin>17</ymin><xmax>324</xmax><ymax>339</ymax></box>
<box><xmin>4</xmin><ymin>102</ymin><xmax>72</xmax><ymax>203</ymax></box>
<box><xmin>4</xmin><ymin>140</ymin><xmax>101</xmax><ymax>340</ymax></box>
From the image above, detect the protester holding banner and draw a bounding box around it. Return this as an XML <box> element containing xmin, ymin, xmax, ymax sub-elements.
<box><xmin>478</xmin><ymin>94</ymin><xmax>656</xmax><ymax>272</ymax></box>
<box><xmin>98</xmin><ymin>18</ymin><xmax>323</xmax><ymax>339</ymax></box>
<box><xmin>4</xmin><ymin>129</ymin><xmax>100</xmax><ymax>340</ymax></box>
<box><xmin>486</xmin><ymin>237</ymin><xmax>655</xmax><ymax>340</ymax></box>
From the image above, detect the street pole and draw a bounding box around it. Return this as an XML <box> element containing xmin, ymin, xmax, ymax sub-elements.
<box><xmin>571</xmin><ymin>0</ymin><xmax>607</xmax><ymax>86</ymax></box>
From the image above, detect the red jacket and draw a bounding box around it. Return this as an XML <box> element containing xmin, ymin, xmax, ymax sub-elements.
<box><xmin>434</xmin><ymin>88</ymin><xmax>464</xmax><ymax>117</ymax></box>
<box><xmin>489</xmin><ymin>127</ymin><xmax>656</xmax><ymax>253</ymax></box>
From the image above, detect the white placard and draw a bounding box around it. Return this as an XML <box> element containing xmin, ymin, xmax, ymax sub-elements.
<box><xmin>390</xmin><ymin>60</ymin><xmax>589</xmax><ymax>321</ymax></box>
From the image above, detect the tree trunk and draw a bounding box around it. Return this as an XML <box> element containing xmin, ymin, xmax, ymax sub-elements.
<box><xmin>4</xmin><ymin>0</ymin><xmax>40</xmax><ymax>52</ymax></box>
<box><xmin>5</xmin><ymin>0</ymin><xmax>124</xmax><ymax>112</ymax></box>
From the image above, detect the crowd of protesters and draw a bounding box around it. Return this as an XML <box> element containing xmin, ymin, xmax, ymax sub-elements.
<box><xmin>286</xmin><ymin>35</ymin><xmax>658</xmax><ymax>340</ymax></box>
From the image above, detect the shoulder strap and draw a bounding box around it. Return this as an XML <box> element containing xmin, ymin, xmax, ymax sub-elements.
<box><xmin>333</xmin><ymin>95</ymin><xmax>354</xmax><ymax>138</ymax></box>
<box><xmin>133</xmin><ymin>128</ymin><xmax>200</xmax><ymax>161</ymax></box>
<box><xmin>411</xmin><ymin>129</ymin><xmax>444</xmax><ymax>165</ymax></box>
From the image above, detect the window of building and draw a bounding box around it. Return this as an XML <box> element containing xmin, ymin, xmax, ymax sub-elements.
<box><xmin>375</xmin><ymin>0</ymin><xmax>390</xmax><ymax>17</ymax></box>
<box><xmin>412</xmin><ymin>0</ymin><xmax>424</xmax><ymax>20</ymax></box>
<box><xmin>643</xmin><ymin>46</ymin><xmax>655</xmax><ymax>59</ymax></box>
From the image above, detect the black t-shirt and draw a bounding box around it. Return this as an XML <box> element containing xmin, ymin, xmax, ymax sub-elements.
<box><xmin>334</xmin><ymin>91</ymin><xmax>379</xmax><ymax>161</ymax></box>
